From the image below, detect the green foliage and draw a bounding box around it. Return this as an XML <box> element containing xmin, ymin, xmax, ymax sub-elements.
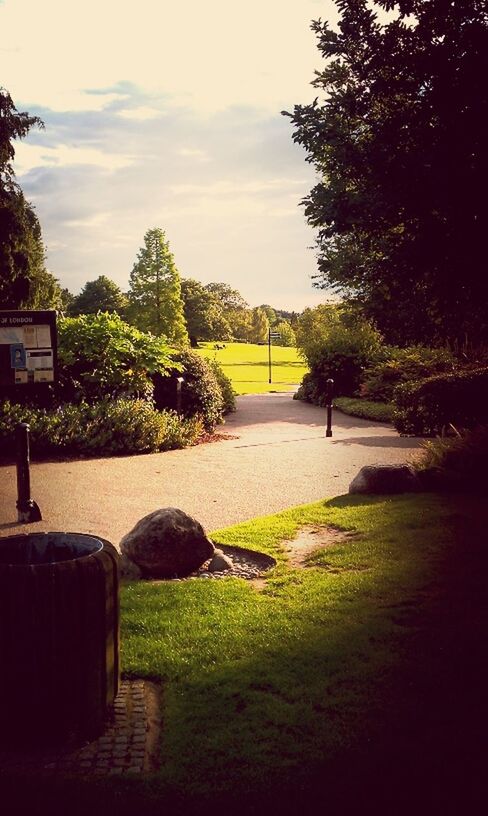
<box><xmin>69</xmin><ymin>275</ymin><xmax>128</xmax><ymax>316</ymax></box>
<box><xmin>285</xmin><ymin>2</ymin><xmax>488</xmax><ymax>345</ymax></box>
<box><xmin>0</xmin><ymin>399</ymin><xmax>203</xmax><ymax>456</ymax></box>
<box><xmin>295</xmin><ymin>305</ymin><xmax>383</xmax><ymax>399</ymax></box>
<box><xmin>153</xmin><ymin>348</ymin><xmax>224</xmax><ymax>431</ymax></box>
<box><xmin>204</xmin><ymin>281</ymin><xmax>252</xmax><ymax>341</ymax></box>
<box><xmin>127</xmin><ymin>227</ymin><xmax>188</xmax><ymax>345</ymax></box>
<box><xmin>206</xmin><ymin>358</ymin><xmax>236</xmax><ymax>414</ymax></box>
<box><xmin>180</xmin><ymin>278</ymin><xmax>231</xmax><ymax>345</ymax></box>
<box><xmin>56</xmin><ymin>312</ymin><xmax>178</xmax><ymax>403</ymax></box>
<box><xmin>0</xmin><ymin>88</ymin><xmax>61</xmax><ymax>310</ymax></box>
<box><xmin>272</xmin><ymin>320</ymin><xmax>296</xmax><ymax>347</ymax></box>
<box><xmin>362</xmin><ymin>346</ymin><xmax>456</xmax><ymax>403</ymax></box>
<box><xmin>393</xmin><ymin>368</ymin><xmax>488</xmax><ymax>436</ymax></box>
<box><xmin>416</xmin><ymin>426</ymin><xmax>488</xmax><ymax>488</ymax></box>
<box><xmin>248</xmin><ymin>307</ymin><xmax>269</xmax><ymax>344</ymax></box>
<box><xmin>333</xmin><ymin>397</ymin><xmax>393</xmax><ymax>423</ymax></box>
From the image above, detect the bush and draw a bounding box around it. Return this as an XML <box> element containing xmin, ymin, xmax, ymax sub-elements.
<box><xmin>153</xmin><ymin>349</ymin><xmax>224</xmax><ymax>431</ymax></box>
<box><xmin>415</xmin><ymin>426</ymin><xmax>488</xmax><ymax>490</ymax></box>
<box><xmin>361</xmin><ymin>346</ymin><xmax>456</xmax><ymax>403</ymax></box>
<box><xmin>206</xmin><ymin>359</ymin><xmax>236</xmax><ymax>414</ymax></box>
<box><xmin>393</xmin><ymin>368</ymin><xmax>488</xmax><ymax>436</ymax></box>
<box><xmin>0</xmin><ymin>400</ymin><xmax>203</xmax><ymax>457</ymax></box>
<box><xmin>55</xmin><ymin>313</ymin><xmax>178</xmax><ymax>404</ymax></box>
<box><xmin>295</xmin><ymin>306</ymin><xmax>383</xmax><ymax>401</ymax></box>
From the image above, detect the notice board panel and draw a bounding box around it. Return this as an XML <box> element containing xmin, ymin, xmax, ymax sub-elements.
<box><xmin>0</xmin><ymin>310</ymin><xmax>57</xmax><ymax>387</ymax></box>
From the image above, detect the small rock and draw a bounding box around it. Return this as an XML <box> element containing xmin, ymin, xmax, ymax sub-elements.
<box><xmin>207</xmin><ymin>549</ymin><xmax>233</xmax><ymax>573</ymax></box>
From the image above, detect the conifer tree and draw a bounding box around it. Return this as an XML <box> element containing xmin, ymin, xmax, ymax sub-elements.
<box><xmin>127</xmin><ymin>228</ymin><xmax>188</xmax><ymax>345</ymax></box>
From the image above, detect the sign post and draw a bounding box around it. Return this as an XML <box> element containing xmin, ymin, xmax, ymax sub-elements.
<box><xmin>0</xmin><ymin>310</ymin><xmax>57</xmax><ymax>522</ymax></box>
<box><xmin>268</xmin><ymin>329</ymin><xmax>281</xmax><ymax>384</ymax></box>
<box><xmin>0</xmin><ymin>310</ymin><xmax>57</xmax><ymax>388</ymax></box>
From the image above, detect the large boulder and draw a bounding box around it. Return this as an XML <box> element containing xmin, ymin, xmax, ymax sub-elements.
<box><xmin>349</xmin><ymin>464</ymin><xmax>421</xmax><ymax>495</ymax></box>
<box><xmin>120</xmin><ymin>508</ymin><xmax>215</xmax><ymax>578</ymax></box>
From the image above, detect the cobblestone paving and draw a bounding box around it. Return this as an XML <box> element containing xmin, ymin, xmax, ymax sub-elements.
<box><xmin>0</xmin><ymin>679</ymin><xmax>161</xmax><ymax>777</ymax></box>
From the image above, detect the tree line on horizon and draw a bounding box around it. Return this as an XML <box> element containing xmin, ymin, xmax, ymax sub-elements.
<box><xmin>60</xmin><ymin>228</ymin><xmax>299</xmax><ymax>347</ymax></box>
<box><xmin>3</xmin><ymin>0</ymin><xmax>488</xmax><ymax>355</ymax></box>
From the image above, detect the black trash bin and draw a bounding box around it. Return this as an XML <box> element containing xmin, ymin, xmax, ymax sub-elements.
<box><xmin>0</xmin><ymin>532</ymin><xmax>119</xmax><ymax>746</ymax></box>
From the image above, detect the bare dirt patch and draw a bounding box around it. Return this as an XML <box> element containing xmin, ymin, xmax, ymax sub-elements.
<box><xmin>283</xmin><ymin>525</ymin><xmax>357</xmax><ymax>567</ymax></box>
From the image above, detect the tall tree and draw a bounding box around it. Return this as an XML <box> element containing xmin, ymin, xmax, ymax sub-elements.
<box><xmin>180</xmin><ymin>278</ymin><xmax>231</xmax><ymax>346</ymax></box>
<box><xmin>69</xmin><ymin>275</ymin><xmax>128</xmax><ymax>316</ymax></box>
<box><xmin>127</xmin><ymin>228</ymin><xmax>188</xmax><ymax>345</ymax></box>
<box><xmin>285</xmin><ymin>1</ymin><xmax>488</xmax><ymax>345</ymax></box>
<box><xmin>249</xmin><ymin>307</ymin><xmax>269</xmax><ymax>344</ymax></box>
<box><xmin>204</xmin><ymin>282</ymin><xmax>252</xmax><ymax>340</ymax></box>
<box><xmin>0</xmin><ymin>87</ymin><xmax>60</xmax><ymax>308</ymax></box>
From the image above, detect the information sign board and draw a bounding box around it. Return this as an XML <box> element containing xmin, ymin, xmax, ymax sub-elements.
<box><xmin>0</xmin><ymin>310</ymin><xmax>57</xmax><ymax>387</ymax></box>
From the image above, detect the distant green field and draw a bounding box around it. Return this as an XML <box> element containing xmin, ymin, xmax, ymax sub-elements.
<box><xmin>196</xmin><ymin>342</ymin><xmax>308</xmax><ymax>394</ymax></box>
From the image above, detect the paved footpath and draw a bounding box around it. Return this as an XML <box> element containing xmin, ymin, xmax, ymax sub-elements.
<box><xmin>0</xmin><ymin>393</ymin><xmax>421</xmax><ymax>546</ymax></box>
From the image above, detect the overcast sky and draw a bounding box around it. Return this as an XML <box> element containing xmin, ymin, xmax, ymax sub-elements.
<box><xmin>1</xmin><ymin>0</ymin><xmax>341</xmax><ymax>310</ymax></box>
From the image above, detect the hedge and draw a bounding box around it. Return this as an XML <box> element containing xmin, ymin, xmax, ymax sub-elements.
<box><xmin>393</xmin><ymin>368</ymin><xmax>488</xmax><ymax>436</ymax></box>
<box><xmin>0</xmin><ymin>400</ymin><xmax>203</xmax><ymax>457</ymax></box>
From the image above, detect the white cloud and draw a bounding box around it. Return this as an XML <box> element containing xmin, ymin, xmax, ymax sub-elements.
<box><xmin>117</xmin><ymin>107</ymin><xmax>164</xmax><ymax>121</ymax></box>
<box><xmin>1</xmin><ymin>0</ymin><xmax>337</xmax><ymax>114</ymax></box>
<box><xmin>14</xmin><ymin>142</ymin><xmax>136</xmax><ymax>173</ymax></box>
<box><xmin>1</xmin><ymin>0</ymin><xmax>339</xmax><ymax>309</ymax></box>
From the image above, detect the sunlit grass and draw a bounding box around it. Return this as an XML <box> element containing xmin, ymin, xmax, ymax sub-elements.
<box><xmin>120</xmin><ymin>492</ymin><xmax>487</xmax><ymax>800</ymax></box>
<box><xmin>195</xmin><ymin>341</ymin><xmax>308</xmax><ymax>394</ymax></box>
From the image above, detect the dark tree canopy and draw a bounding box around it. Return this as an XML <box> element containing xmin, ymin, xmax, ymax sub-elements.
<box><xmin>0</xmin><ymin>87</ymin><xmax>61</xmax><ymax>309</ymax></box>
<box><xmin>286</xmin><ymin>0</ymin><xmax>488</xmax><ymax>345</ymax></box>
<box><xmin>180</xmin><ymin>278</ymin><xmax>231</xmax><ymax>346</ymax></box>
<box><xmin>69</xmin><ymin>275</ymin><xmax>128</xmax><ymax>316</ymax></box>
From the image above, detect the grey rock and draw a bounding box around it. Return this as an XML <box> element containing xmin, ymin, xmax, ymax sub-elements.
<box><xmin>119</xmin><ymin>552</ymin><xmax>143</xmax><ymax>581</ymax></box>
<box><xmin>349</xmin><ymin>464</ymin><xmax>421</xmax><ymax>495</ymax></box>
<box><xmin>120</xmin><ymin>508</ymin><xmax>215</xmax><ymax>578</ymax></box>
<box><xmin>207</xmin><ymin>549</ymin><xmax>233</xmax><ymax>573</ymax></box>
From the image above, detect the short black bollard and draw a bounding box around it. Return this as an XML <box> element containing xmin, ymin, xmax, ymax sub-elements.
<box><xmin>325</xmin><ymin>378</ymin><xmax>334</xmax><ymax>438</ymax></box>
<box><xmin>176</xmin><ymin>376</ymin><xmax>185</xmax><ymax>413</ymax></box>
<box><xmin>16</xmin><ymin>422</ymin><xmax>42</xmax><ymax>522</ymax></box>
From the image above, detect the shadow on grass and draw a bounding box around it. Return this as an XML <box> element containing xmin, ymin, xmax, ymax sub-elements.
<box><xmin>3</xmin><ymin>496</ymin><xmax>487</xmax><ymax>816</ymax></box>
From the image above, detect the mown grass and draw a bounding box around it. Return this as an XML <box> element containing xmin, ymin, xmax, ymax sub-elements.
<box><xmin>5</xmin><ymin>493</ymin><xmax>487</xmax><ymax>815</ymax></box>
<box><xmin>195</xmin><ymin>342</ymin><xmax>308</xmax><ymax>394</ymax></box>
<box><xmin>334</xmin><ymin>396</ymin><xmax>394</xmax><ymax>422</ymax></box>
<box><xmin>118</xmin><ymin>492</ymin><xmax>487</xmax><ymax>811</ymax></box>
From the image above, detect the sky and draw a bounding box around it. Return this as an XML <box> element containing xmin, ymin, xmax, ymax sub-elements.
<box><xmin>1</xmin><ymin>0</ymin><xmax>341</xmax><ymax>311</ymax></box>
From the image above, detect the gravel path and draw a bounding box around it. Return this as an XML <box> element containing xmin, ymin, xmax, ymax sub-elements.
<box><xmin>0</xmin><ymin>393</ymin><xmax>421</xmax><ymax>546</ymax></box>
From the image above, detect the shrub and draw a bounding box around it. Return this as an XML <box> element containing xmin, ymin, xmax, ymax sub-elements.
<box><xmin>0</xmin><ymin>400</ymin><xmax>202</xmax><ymax>457</ymax></box>
<box><xmin>55</xmin><ymin>313</ymin><xmax>178</xmax><ymax>403</ymax></box>
<box><xmin>295</xmin><ymin>306</ymin><xmax>383</xmax><ymax>401</ymax></box>
<box><xmin>206</xmin><ymin>359</ymin><xmax>236</xmax><ymax>414</ymax></box>
<box><xmin>361</xmin><ymin>346</ymin><xmax>456</xmax><ymax>403</ymax></box>
<box><xmin>415</xmin><ymin>426</ymin><xmax>488</xmax><ymax>490</ymax></box>
<box><xmin>153</xmin><ymin>349</ymin><xmax>224</xmax><ymax>431</ymax></box>
<box><xmin>393</xmin><ymin>368</ymin><xmax>488</xmax><ymax>436</ymax></box>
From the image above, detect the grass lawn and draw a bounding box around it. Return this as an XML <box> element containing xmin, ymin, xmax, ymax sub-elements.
<box><xmin>195</xmin><ymin>341</ymin><xmax>308</xmax><ymax>394</ymax></box>
<box><xmin>10</xmin><ymin>491</ymin><xmax>486</xmax><ymax>815</ymax></box>
<box><xmin>334</xmin><ymin>396</ymin><xmax>394</xmax><ymax>422</ymax></box>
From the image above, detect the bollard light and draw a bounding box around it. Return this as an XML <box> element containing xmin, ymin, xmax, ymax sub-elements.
<box><xmin>325</xmin><ymin>378</ymin><xmax>334</xmax><ymax>438</ymax></box>
<box><xmin>176</xmin><ymin>376</ymin><xmax>185</xmax><ymax>413</ymax></box>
